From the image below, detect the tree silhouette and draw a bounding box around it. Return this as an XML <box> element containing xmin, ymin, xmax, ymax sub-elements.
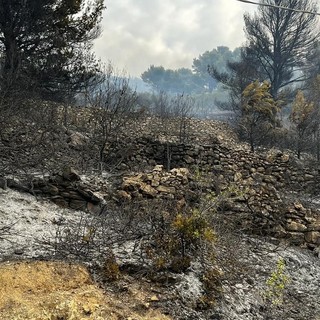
<box><xmin>244</xmin><ymin>0</ymin><xmax>319</xmax><ymax>98</ymax></box>
<box><xmin>0</xmin><ymin>0</ymin><xmax>104</xmax><ymax>101</ymax></box>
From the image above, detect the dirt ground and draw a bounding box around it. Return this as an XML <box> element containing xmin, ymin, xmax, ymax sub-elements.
<box><xmin>0</xmin><ymin>260</ymin><xmax>171</xmax><ymax>320</ymax></box>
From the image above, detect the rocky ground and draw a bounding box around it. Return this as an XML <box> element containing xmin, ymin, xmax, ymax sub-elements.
<box><xmin>0</xmin><ymin>116</ymin><xmax>320</xmax><ymax>320</ymax></box>
<box><xmin>0</xmin><ymin>186</ymin><xmax>319</xmax><ymax>319</ymax></box>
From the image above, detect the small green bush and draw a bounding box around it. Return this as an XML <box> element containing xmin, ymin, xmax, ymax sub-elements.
<box><xmin>264</xmin><ymin>258</ymin><xmax>289</xmax><ymax>306</ymax></box>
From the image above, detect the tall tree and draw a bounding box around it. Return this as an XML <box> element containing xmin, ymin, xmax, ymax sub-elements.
<box><xmin>244</xmin><ymin>0</ymin><xmax>319</xmax><ymax>98</ymax></box>
<box><xmin>0</xmin><ymin>0</ymin><xmax>104</xmax><ymax>101</ymax></box>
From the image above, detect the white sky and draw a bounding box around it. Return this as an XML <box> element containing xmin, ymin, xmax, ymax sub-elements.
<box><xmin>93</xmin><ymin>0</ymin><xmax>256</xmax><ymax>77</ymax></box>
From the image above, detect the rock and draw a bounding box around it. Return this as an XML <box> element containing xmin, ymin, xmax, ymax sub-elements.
<box><xmin>157</xmin><ymin>185</ymin><xmax>176</xmax><ymax>194</ymax></box>
<box><xmin>0</xmin><ymin>177</ymin><xmax>7</xmax><ymax>190</ymax></box>
<box><xmin>176</xmin><ymin>197</ymin><xmax>186</xmax><ymax>211</ymax></box>
<box><xmin>60</xmin><ymin>191</ymin><xmax>83</xmax><ymax>200</ymax></box>
<box><xmin>305</xmin><ymin>231</ymin><xmax>320</xmax><ymax>244</ymax></box>
<box><xmin>51</xmin><ymin>196</ymin><xmax>68</xmax><ymax>208</ymax></box>
<box><xmin>122</xmin><ymin>177</ymin><xmax>141</xmax><ymax>191</ymax></box>
<box><xmin>304</xmin><ymin>173</ymin><xmax>315</xmax><ymax>181</ymax></box>
<box><xmin>287</xmin><ymin>232</ymin><xmax>305</xmax><ymax>245</ymax></box>
<box><xmin>14</xmin><ymin>248</ymin><xmax>25</xmax><ymax>255</ymax></box>
<box><xmin>281</xmin><ymin>153</ymin><xmax>290</xmax><ymax>162</ymax></box>
<box><xmin>140</xmin><ymin>183</ymin><xmax>157</xmax><ymax>198</ymax></box>
<box><xmin>150</xmin><ymin>295</ymin><xmax>159</xmax><ymax>302</ymax></box>
<box><xmin>171</xmin><ymin>168</ymin><xmax>190</xmax><ymax>177</ymax></box>
<box><xmin>307</xmin><ymin>222</ymin><xmax>320</xmax><ymax>232</ymax></box>
<box><xmin>68</xmin><ymin>131</ymin><xmax>88</xmax><ymax>150</ymax></box>
<box><xmin>87</xmin><ymin>202</ymin><xmax>102</xmax><ymax>215</ymax></box>
<box><xmin>42</xmin><ymin>184</ymin><xmax>59</xmax><ymax>195</ymax></box>
<box><xmin>294</xmin><ymin>202</ymin><xmax>305</xmax><ymax>211</ymax></box>
<box><xmin>116</xmin><ymin>190</ymin><xmax>132</xmax><ymax>202</ymax></box>
<box><xmin>234</xmin><ymin>172</ymin><xmax>242</xmax><ymax>182</ymax></box>
<box><xmin>272</xmin><ymin>225</ymin><xmax>287</xmax><ymax>238</ymax></box>
<box><xmin>150</xmin><ymin>177</ymin><xmax>160</xmax><ymax>187</ymax></box>
<box><xmin>153</xmin><ymin>165</ymin><xmax>163</xmax><ymax>172</ymax></box>
<box><xmin>62</xmin><ymin>167</ymin><xmax>81</xmax><ymax>182</ymax></box>
<box><xmin>286</xmin><ymin>221</ymin><xmax>307</xmax><ymax>232</ymax></box>
<box><xmin>184</xmin><ymin>155</ymin><xmax>194</xmax><ymax>164</ymax></box>
<box><xmin>6</xmin><ymin>179</ymin><xmax>29</xmax><ymax>192</ymax></box>
<box><xmin>77</xmin><ymin>189</ymin><xmax>101</xmax><ymax>204</ymax></box>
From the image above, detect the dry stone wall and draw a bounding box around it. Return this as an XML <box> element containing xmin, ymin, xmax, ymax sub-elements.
<box><xmin>114</xmin><ymin>138</ymin><xmax>320</xmax><ymax>250</ymax></box>
<box><xmin>2</xmin><ymin>167</ymin><xmax>103</xmax><ymax>214</ymax></box>
<box><xmin>110</xmin><ymin>137</ymin><xmax>320</xmax><ymax>194</ymax></box>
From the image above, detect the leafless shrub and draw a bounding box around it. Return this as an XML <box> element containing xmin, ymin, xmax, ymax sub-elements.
<box><xmin>83</xmin><ymin>63</ymin><xmax>143</xmax><ymax>172</ymax></box>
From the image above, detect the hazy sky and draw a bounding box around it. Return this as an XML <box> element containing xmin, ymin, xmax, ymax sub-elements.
<box><xmin>93</xmin><ymin>0</ymin><xmax>256</xmax><ymax>77</ymax></box>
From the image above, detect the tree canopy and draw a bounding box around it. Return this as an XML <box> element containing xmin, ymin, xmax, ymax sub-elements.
<box><xmin>240</xmin><ymin>80</ymin><xmax>280</xmax><ymax>151</ymax></box>
<box><xmin>141</xmin><ymin>65</ymin><xmax>206</xmax><ymax>94</ymax></box>
<box><xmin>244</xmin><ymin>0</ymin><xmax>319</xmax><ymax>98</ymax></box>
<box><xmin>193</xmin><ymin>46</ymin><xmax>241</xmax><ymax>92</ymax></box>
<box><xmin>0</xmin><ymin>0</ymin><xmax>104</xmax><ymax>101</ymax></box>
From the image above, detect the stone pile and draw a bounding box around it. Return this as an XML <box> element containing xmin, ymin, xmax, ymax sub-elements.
<box><xmin>1</xmin><ymin>167</ymin><xmax>103</xmax><ymax>214</ymax></box>
<box><xmin>117</xmin><ymin>165</ymin><xmax>190</xmax><ymax>203</ymax></box>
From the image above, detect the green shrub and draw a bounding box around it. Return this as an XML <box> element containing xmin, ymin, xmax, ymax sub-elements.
<box><xmin>264</xmin><ymin>258</ymin><xmax>289</xmax><ymax>306</ymax></box>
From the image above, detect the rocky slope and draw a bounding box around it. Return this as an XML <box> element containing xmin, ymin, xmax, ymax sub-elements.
<box><xmin>0</xmin><ymin>117</ymin><xmax>319</xmax><ymax>320</ymax></box>
<box><xmin>0</xmin><ymin>188</ymin><xmax>319</xmax><ymax>319</ymax></box>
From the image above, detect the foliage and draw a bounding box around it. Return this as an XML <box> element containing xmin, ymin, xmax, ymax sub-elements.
<box><xmin>193</xmin><ymin>46</ymin><xmax>241</xmax><ymax>92</ymax></box>
<box><xmin>290</xmin><ymin>90</ymin><xmax>315</xmax><ymax>126</ymax></box>
<box><xmin>0</xmin><ymin>0</ymin><xmax>104</xmax><ymax>101</ymax></box>
<box><xmin>240</xmin><ymin>80</ymin><xmax>280</xmax><ymax>151</ymax></box>
<box><xmin>102</xmin><ymin>251</ymin><xmax>121</xmax><ymax>281</ymax></box>
<box><xmin>264</xmin><ymin>258</ymin><xmax>289</xmax><ymax>306</ymax></box>
<box><xmin>198</xmin><ymin>267</ymin><xmax>223</xmax><ymax>309</ymax></box>
<box><xmin>244</xmin><ymin>0</ymin><xmax>319</xmax><ymax>98</ymax></box>
<box><xmin>306</xmin><ymin>75</ymin><xmax>320</xmax><ymax>160</ymax></box>
<box><xmin>144</xmin><ymin>206</ymin><xmax>216</xmax><ymax>273</ymax></box>
<box><xmin>289</xmin><ymin>90</ymin><xmax>315</xmax><ymax>158</ymax></box>
<box><xmin>141</xmin><ymin>65</ymin><xmax>206</xmax><ymax>94</ymax></box>
<box><xmin>172</xmin><ymin>210</ymin><xmax>216</xmax><ymax>247</ymax></box>
<box><xmin>208</xmin><ymin>46</ymin><xmax>263</xmax><ymax>113</ymax></box>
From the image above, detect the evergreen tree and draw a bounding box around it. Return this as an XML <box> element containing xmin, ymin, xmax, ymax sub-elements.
<box><xmin>244</xmin><ymin>0</ymin><xmax>319</xmax><ymax>98</ymax></box>
<box><xmin>0</xmin><ymin>0</ymin><xmax>104</xmax><ymax>101</ymax></box>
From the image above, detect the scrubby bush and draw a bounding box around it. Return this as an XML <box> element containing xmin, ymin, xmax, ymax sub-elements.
<box><xmin>264</xmin><ymin>258</ymin><xmax>289</xmax><ymax>306</ymax></box>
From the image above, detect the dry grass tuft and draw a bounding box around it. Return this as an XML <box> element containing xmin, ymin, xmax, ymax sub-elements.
<box><xmin>0</xmin><ymin>260</ymin><xmax>171</xmax><ymax>320</ymax></box>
